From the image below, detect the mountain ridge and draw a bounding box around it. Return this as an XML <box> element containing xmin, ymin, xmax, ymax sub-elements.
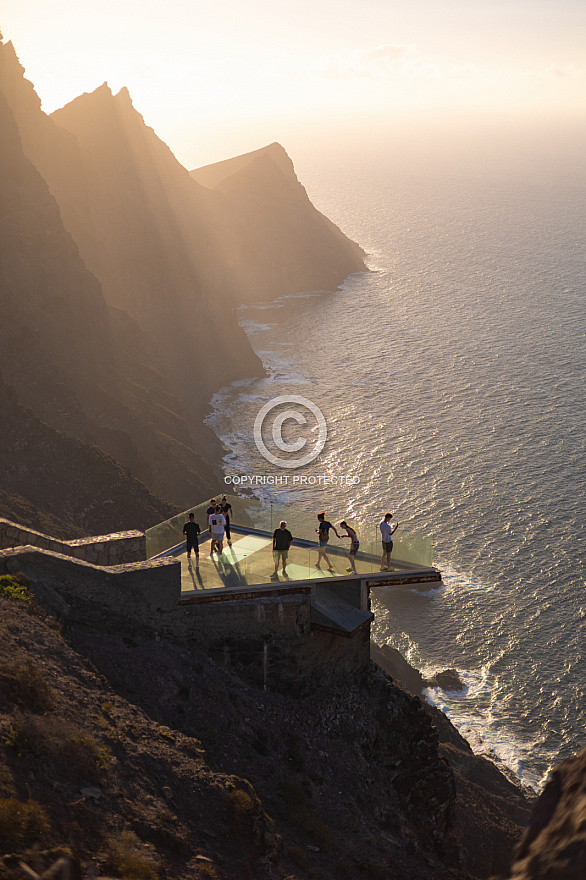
<box><xmin>0</xmin><ymin>34</ymin><xmax>366</xmax><ymax>528</ymax></box>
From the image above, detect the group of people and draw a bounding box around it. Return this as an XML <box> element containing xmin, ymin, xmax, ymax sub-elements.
<box><xmin>181</xmin><ymin>495</ymin><xmax>232</xmax><ymax>567</ymax></box>
<box><xmin>182</xmin><ymin>501</ymin><xmax>398</xmax><ymax>576</ymax></box>
<box><xmin>271</xmin><ymin>510</ymin><xmax>398</xmax><ymax>577</ymax></box>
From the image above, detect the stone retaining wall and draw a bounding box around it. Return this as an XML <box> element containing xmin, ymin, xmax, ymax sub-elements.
<box><xmin>0</xmin><ymin>518</ymin><xmax>146</xmax><ymax>565</ymax></box>
<box><xmin>0</xmin><ymin>541</ymin><xmax>370</xmax><ymax>695</ymax></box>
<box><xmin>0</xmin><ymin>546</ymin><xmax>179</xmax><ymax>632</ymax></box>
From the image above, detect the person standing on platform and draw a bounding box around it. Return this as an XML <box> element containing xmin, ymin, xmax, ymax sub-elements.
<box><xmin>272</xmin><ymin>520</ymin><xmax>293</xmax><ymax>577</ymax></box>
<box><xmin>209</xmin><ymin>506</ymin><xmax>226</xmax><ymax>555</ymax></box>
<box><xmin>206</xmin><ymin>499</ymin><xmax>217</xmax><ymax>530</ymax></box>
<box><xmin>182</xmin><ymin>512</ymin><xmax>201</xmax><ymax>566</ymax></box>
<box><xmin>340</xmin><ymin>521</ymin><xmax>359</xmax><ymax>574</ymax></box>
<box><xmin>206</xmin><ymin>498</ymin><xmax>218</xmax><ymax>553</ymax></box>
<box><xmin>220</xmin><ymin>495</ymin><xmax>233</xmax><ymax>546</ymax></box>
<box><xmin>380</xmin><ymin>511</ymin><xmax>398</xmax><ymax>571</ymax></box>
<box><xmin>315</xmin><ymin>512</ymin><xmax>341</xmax><ymax>571</ymax></box>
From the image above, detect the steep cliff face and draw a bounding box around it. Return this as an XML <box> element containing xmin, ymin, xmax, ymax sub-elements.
<box><xmin>64</xmin><ymin>623</ymin><xmax>533</xmax><ymax>879</ymax></box>
<box><xmin>48</xmin><ymin>83</ymin><xmax>263</xmax><ymax>417</ymax></box>
<box><xmin>506</xmin><ymin>746</ymin><xmax>586</xmax><ymax>880</ymax></box>
<box><xmin>0</xmin><ymin>36</ymin><xmax>366</xmax><ymax>524</ymax></box>
<box><xmin>0</xmin><ymin>39</ymin><xmax>263</xmax><ymax>411</ymax></box>
<box><xmin>0</xmin><ymin>378</ymin><xmax>178</xmax><ymax>538</ymax></box>
<box><xmin>372</xmin><ymin>641</ymin><xmax>532</xmax><ymax>879</ymax></box>
<box><xmin>0</xmin><ymin>82</ymin><xmax>217</xmax><ymax>508</ymax></box>
<box><xmin>191</xmin><ymin>142</ymin><xmax>367</xmax><ymax>302</ymax></box>
<box><xmin>0</xmin><ymin>595</ymin><xmax>280</xmax><ymax>880</ymax></box>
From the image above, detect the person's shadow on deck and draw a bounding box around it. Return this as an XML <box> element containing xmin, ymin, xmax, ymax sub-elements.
<box><xmin>187</xmin><ymin>561</ymin><xmax>204</xmax><ymax>590</ymax></box>
<box><xmin>212</xmin><ymin>549</ymin><xmax>247</xmax><ymax>586</ymax></box>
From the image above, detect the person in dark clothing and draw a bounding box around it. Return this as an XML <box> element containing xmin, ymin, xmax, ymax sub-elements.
<box><xmin>183</xmin><ymin>512</ymin><xmax>201</xmax><ymax>566</ymax></box>
<box><xmin>315</xmin><ymin>512</ymin><xmax>340</xmax><ymax>571</ymax></box>
<box><xmin>205</xmin><ymin>499</ymin><xmax>217</xmax><ymax>529</ymax></box>
<box><xmin>272</xmin><ymin>520</ymin><xmax>293</xmax><ymax>576</ymax></box>
<box><xmin>220</xmin><ymin>495</ymin><xmax>233</xmax><ymax>545</ymax></box>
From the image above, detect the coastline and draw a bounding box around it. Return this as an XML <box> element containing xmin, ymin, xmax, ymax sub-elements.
<box><xmin>371</xmin><ymin>639</ymin><xmax>539</xmax><ymax>798</ymax></box>
<box><xmin>204</xmin><ymin>290</ymin><xmax>543</xmax><ymax>798</ymax></box>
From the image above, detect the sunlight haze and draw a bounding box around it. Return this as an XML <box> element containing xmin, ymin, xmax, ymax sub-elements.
<box><xmin>2</xmin><ymin>0</ymin><xmax>584</xmax><ymax>168</ymax></box>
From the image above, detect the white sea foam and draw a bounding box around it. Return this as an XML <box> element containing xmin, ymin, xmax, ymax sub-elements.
<box><xmin>205</xmin><ymin>140</ymin><xmax>586</xmax><ymax>790</ymax></box>
<box><xmin>423</xmin><ymin>669</ymin><xmax>543</xmax><ymax>792</ymax></box>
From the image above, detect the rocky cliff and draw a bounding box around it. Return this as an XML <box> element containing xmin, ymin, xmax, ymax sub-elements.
<box><xmin>0</xmin><ymin>79</ymin><xmax>218</xmax><ymax>512</ymax></box>
<box><xmin>505</xmin><ymin>746</ymin><xmax>586</xmax><ymax>880</ymax></box>
<box><xmin>371</xmin><ymin>642</ymin><xmax>533</xmax><ymax>879</ymax></box>
<box><xmin>190</xmin><ymin>142</ymin><xmax>367</xmax><ymax>302</ymax></box>
<box><xmin>0</xmin><ymin>39</ymin><xmax>262</xmax><ymax>422</ymax></box>
<box><xmin>0</xmin><ymin>37</ymin><xmax>366</xmax><ymax>525</ymax></box>
<box><xmin>0</xmin><ymin>378</ymin><xmax>178</xmax><ymax>539</ymax></box>
<box><xmin>49</xmin><ymin>83</ymin><xmax>264</xmax><ymax>419</ymax></box>
<box><xmin>0</xmin><ymin>585</ymin><xmax>533</xmax><ymax>880</ymax></box>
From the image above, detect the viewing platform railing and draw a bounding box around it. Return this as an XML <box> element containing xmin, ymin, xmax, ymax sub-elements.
<box><xmin>145</xmin><ymin>493</ymin><xmax>432</xmax><ymax>571</ymax></box>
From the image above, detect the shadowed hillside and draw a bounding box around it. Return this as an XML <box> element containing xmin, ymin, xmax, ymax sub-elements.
<box><xmin>0</xmin><ymin>378</ymin><xmax>178</xmax><ymax>539</ymax></box>
<box><xmin>0</xmin><ymin>583</ymin><xmax>535</xmax><ymax>880</ymax></box>
<box><xmin>50</xmin><ymin>83</ymin><xmax>264</xmax><ymax>418</ymax></box>
<box><xmin>0</xmin><ymin>34</ymin><xmax>366</xmax><ymax>527</ymax></box>
<box><xmin>0</xmin><ymin>81</ymin><xmax>216</xmax><ymax>510</ymax></box>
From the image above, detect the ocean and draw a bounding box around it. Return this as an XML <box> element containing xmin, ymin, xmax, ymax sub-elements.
<box><xmin>206</xmin><ymin>120</ymin><xmax>586</xmax><ymax>793</ymax></box>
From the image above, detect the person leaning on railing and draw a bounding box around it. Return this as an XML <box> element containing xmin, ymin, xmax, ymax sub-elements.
<box><xmin>340</xmin><ymin>521</ymin><xmax>359</xmax><ymax>574</ymax></box>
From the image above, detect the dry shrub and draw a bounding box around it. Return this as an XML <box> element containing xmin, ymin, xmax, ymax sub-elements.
<box><xmin>0</xmin><ymin>764</ymin><xmax>16</xmax><ymax>798</ymax></box>
<box><xmin>0</xmin><ymin>575</ymin><xmax>31</xmax><ymax>603</ymax></box>
<box><xmin>0</xmin><ymin>798</ymin><xmax>49</xmax><ymax>854</ymax></box>
<box><xmin>2</xmin><ymin>718</ymin><xmax>30</xmax><ymax>757</ymax></box>
<box><xmin>228</xmin><ymin>788</ymin><xmax>255</xmax><ymax>824</ymax></box>
<box><xmin>195</xmin><ymin>865</ymin><xmax>218</xmax><ymax>879</ymax></box>
<box><xmin>1</xmin><ymin>661</ymin><xmax>54</xmax><ymax>712</ymax></box>
<box><xmin>8</xmin><ymin>715</ymin><xmax>110</xmax><ymax>782</ymax></box>
<box><xmin>104</xmin><ymin>831</ymin><xmax>157</xmax><ymax>880</ymax></box>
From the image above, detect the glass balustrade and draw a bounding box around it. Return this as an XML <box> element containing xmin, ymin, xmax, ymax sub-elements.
<box><xmin>145</xmin><ymin>493</ymin><xmax>432</xmax><ymax>573</ymax></box>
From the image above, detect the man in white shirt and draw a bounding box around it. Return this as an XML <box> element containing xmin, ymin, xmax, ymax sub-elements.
<box><xmin>379</xmin><ymin>512</ymin><xmax>398</xmax><ymax>571</ymax></box>
<box><xmin>209</xmin><ymin>507</ymin><xmax>226</xmax><ymax>555</ymax></box>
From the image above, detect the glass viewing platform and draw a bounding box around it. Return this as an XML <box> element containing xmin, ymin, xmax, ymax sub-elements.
<box><xmin>145</xmin><ymin>494</ymin><xmax>435</xmax><ymax>594</ymax></box>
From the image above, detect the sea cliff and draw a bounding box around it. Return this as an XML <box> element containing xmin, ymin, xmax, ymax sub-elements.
<box><xmin>0</xmin><ymin>36</ymin><xmax>365</xmax><ymax>532</ymax></box>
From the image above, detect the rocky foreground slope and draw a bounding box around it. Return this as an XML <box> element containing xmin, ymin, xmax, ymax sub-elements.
<box><xmin>0</xmin><ymin>581</ymin><xmax>536</xmax><ymax>880</ymax></box>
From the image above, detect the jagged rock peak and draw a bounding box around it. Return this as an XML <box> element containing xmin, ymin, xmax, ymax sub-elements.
<box><xmin>0</xmin><ymin>40</ymin><xmax>42</xmax><ymax>110</ymax></box>
<box><xmin>115</xmin><ymin>85</ymin><xmax>132</xmax><ymax>102</ymax></box>
<box><xmin>1</xmin><ymin>40</ymin><xmax>22</xmax><ymax>65</ymax></box>
<box><xmin>52</xmin><ymin>81</ymin><xmax>114</xmax><ymax>113</ymax></box>
<box><xmin>190</xmin><ymin>141</ymin><xmax>295</xmax><ymax>190</ymax></box>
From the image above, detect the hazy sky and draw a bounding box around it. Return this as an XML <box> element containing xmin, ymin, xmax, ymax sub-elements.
<box><xmin>2</xmin><ymin>0</ymin><xmax>584</xmax><ymax>167</ymax></box>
